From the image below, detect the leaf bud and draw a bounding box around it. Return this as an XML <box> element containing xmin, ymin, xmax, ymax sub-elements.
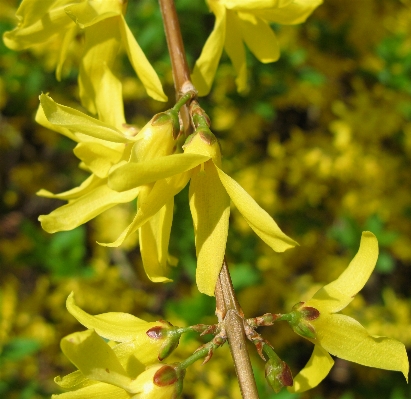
<box><xmin>146</xmin><ymin>321</ymin><xmax>182</xmax><ymax>361</ymax></box>
<box><xmin>264</xmin><ymin>347</ymin><xmax>293</xmax><ymax>393</ymax></box>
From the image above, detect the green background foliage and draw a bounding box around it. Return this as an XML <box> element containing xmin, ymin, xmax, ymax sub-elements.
<box><xmin>1</xmin><ymin>0</ymin><xmax>411</xmax><ymax>398</ymax></box>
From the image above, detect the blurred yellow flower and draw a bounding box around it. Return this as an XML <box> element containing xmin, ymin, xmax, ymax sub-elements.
<box><xmin>3</xmin><ymin>0</ymin><xmax>167</xmax><ymax>121</ymax></box>
<box><xmin>288</xmin><ymin>232</ymin><xmax>409</xmax><ymax>393</ymax></box>
<box><xmin>37</xmin><ymin>94</ymin><xmax>177</xmax><ymax>282</ymax></box>
<box><xmin>192</xmin><ymin>0</ymin><xmax>322</xmax><ymax>96</ymax></box>
<box><xmin>107</xmin><ymin>128</ymin><xmax>297</xmax><ymax>296</ymax></box>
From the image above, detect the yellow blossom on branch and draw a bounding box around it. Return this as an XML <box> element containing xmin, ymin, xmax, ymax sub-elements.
<box><xmin>287</xmin><ymin>232</ymin><xmax>409</xmax><ymax>393</ymax></box>
<box><xmin>107</xmin><ymin>126</ymin><xmax>297</xmax><ymax>296</ymax></box>
<box><xmin>192</xmin><ymin>0</ymin><xmax>322</xmax><ymax>96</ymax></box>
<box><xmin>3</xmin><ymin>0</ymin><xmax>167</xmax><ymax>122</ymax></box>
<box><xmin>37</xmin><ymin>93</ymin><xmax>178</xmax><ymax>282</ymax></box>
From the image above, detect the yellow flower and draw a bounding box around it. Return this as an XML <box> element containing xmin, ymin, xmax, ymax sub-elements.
<box><xmin>107</xmin><ymin>128</ymin><xmax>297</xmax><ymax>296</ymax></box>
<box><xmin>191</xmin><ymin>0</ymin><xmax>322</xmax><ymax>96</ymax></box>
<box><xmin>37</xmin><ymin>94</ymin><xmax>177</xmax><ymax>282</ymax></box>
<box><xmin>3</xmin><ymin>0</ymin><xmax>167</xmax><ymax>122</ymax></box>
<box><xmin>53</xmin><ymin>294</ymin><xmax>183</xmax><ymax>398</ymax></box>
<box><xmin>288</xmin><ymin>232</ymin><xmax>409</xmax><ymax>393</ymax></box>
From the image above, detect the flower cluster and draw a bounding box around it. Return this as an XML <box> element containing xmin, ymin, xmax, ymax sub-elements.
<box><xmin>53</xmin><ymin>293</ymin><xmax>184</xmax><ymax>399</ymax></box>
<box><xmin>192</xmin><ymin>0</ymin><xmax>322</xmax><ymax>95</ymax></box>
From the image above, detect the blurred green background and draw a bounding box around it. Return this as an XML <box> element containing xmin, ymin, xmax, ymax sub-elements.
<box><xmin>1</xmin><ymin>0</ymin><xmax>411</xmax><ymax>398</ymax></box>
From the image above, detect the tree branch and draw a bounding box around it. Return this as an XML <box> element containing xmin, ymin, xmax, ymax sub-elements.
<box><xmin>158</xmin><ymin>1</ymin><xmax>259</xmax><ymax>397</ymax></box>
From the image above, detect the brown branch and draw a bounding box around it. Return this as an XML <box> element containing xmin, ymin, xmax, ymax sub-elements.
<box><xmin>158</xmin><ymin>1</ymin><xmax>259</xmax><ymax>397</ymax></box>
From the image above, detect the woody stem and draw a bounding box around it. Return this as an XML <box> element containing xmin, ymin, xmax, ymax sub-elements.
<box><xmin>158</xmin><ymin>1</ymin><xmax>259</xmax><ymax>398</ymax></box>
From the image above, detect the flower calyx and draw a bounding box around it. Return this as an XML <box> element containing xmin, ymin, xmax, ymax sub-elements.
<box><xmin>283</xmin><ymin>302</ymin><xmax>320</xmax><ymax>340</ymax></box>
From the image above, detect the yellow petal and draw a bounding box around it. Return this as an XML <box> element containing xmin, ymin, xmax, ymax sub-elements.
<box><xmin>308</xmin><ymin>232</ymin><xmax>378</xmax><ymax>313</ymax></box>
<box><xmin>314</xmin><ymin>313</ymin><xmax>409</xmax><ymax>381</ymax></box>
<box><xmin>108</xmin><ymin>154</ymin><xmax>209</xmax><ymax>192</ymax></box>
<box><xmin>35</xmin><ymin>103</ymin><xmax>78</xmax><ymax>142</ymax></box>
<box><xmin>61</xmin><ymin>330</ymin><xmax>133</xmax><ymax>391</ymax></box>
<box><xmin>119</xmin><ymin>15</ymin><xmax>167</xmax><ymax>102</ymax></box>
<box><xmin>66</xmin><ymin>293</ymin><xmax>160</xmax><ymax>343</ymax></box>
<box><xmin>39</xmin><ymin>94</ymin><xmax>130</xmax><ymax>143</ymax></box>
<box><xmin>139</xmin><ymin>188</ymin><xmax>174</xmax><ymax>283</ymax></box>
<box><xmin>191</xmin><ymin>2</ymin><xmax>226</xmax><ymax>96</ymax></box>
<box><xmin>54</xmin><ymin>370</ymin><xmax>94</xmax><ymax>390</ymax></box>
<box><xmin>224</xmin><ymin>10</ymin><xmax>248</xmax><ymax>93</ymax></box>
<box><xmin>101</xmin><ymin>173</ymin><xmax>190</xmax><ymax>247</ymax></box>
<box><xmin>253</xmin><ymin>0</ymin><xmax>322</xmax><ymax>25</ymax></box>
<box><xmin>56</xmin><ymin>25</ymin><xmax>78</xmax><ymax>81</ymax></box>
<box><xmin>37</xmin><ymin>174</ymin><xmax>102</xmax><ymax>201</ymax></box>
<box><xmin>189</xmin><ymin>162</ymin><xmax>230</xmax><ymax>296</ymax></box>
<box><xmin>38</xmin><ymin>183</ymin><xmax>139</xmax><ymax>233</ymax></box>
<box><xmin>237</xmin><ymin>12</ymin><xmax>279</xmax><ymax>63</ymax></box>
<box><xmin>78</xmin><ymin>17</ymin><xmax>122</xmax><ymax>118</ymax></box>
<box><xmin>216</xmin><ymin>165</ymin><xmax>298</xmax><ymax>252</ymax></box>
<box><xmin>3</xmin><ymin>4</ymin><xmax>74</xmax><ymax>50</ymax></box>
<box><xmin>221</xmin><ymin>0</ymin><xmax>293</xmax><ymax>11</ymax></box>
<box><xmin>73</xmin><ymin>143</ymin><xmax>123</xmax><ymax>178</ymax></box>
<box><xmin>64</xmin><ymin>2</ymin><xmax>120</xmax><ymax>29</ymax></box>
<box><xmin>288</xmin><ymin>345</ymin><xmax>334</xmax><ymax>393</ymax></box>
<box><xmin>51</xmin><ymin>382</ymin><xmax>129</xmax><ymax>399</ymax></box>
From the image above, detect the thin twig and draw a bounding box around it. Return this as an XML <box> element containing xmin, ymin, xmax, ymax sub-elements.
<box><xmin>158</xmin><ymin>1</ymin><xmax>259</xmax><ymax>397</ymax></box>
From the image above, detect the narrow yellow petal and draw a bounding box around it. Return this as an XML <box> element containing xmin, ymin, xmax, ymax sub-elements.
<box><xmin>108</xmin><ymin>153</ymin><xmax>209</xmax><ymax>192</ymax></box>
<box><xmin>314</xmin><ymin>314</ymin><xmax>409</xmax><ymax>381</ymax></box>
<box><xmin>64</xmin><ymin>2</ymin><xmax>120</xmax><ymax>29</ymax></box>
<box><xmin>37</xmin><ymin>174</ymin><xmax>102</xmax><ymax>201</ymax></box>
<box><xmin>66</xmin><ymin>293</ymin><xmax>157</xmax><ymax>342</ymax></box>
<box><xmin>56</xmin><ymin>25</ymin><xmax>78</xmax><ymax>81</ymax></box>
<box><xmin>54</xmin><ymin>370</ymin><xmax>94</xmax><ymax>390</ymax></box>
<box><xmin>3</xmin><ymin>5</ymin><xmax>73</xmax><ymax>50</ymax></box>
<box><xmin>51</xmin><ymin>382</ymin><xmax>128</xmax><ymax>399</ymax></box>
<box><xmin>35</xmin><ymin>104</ymin><xmax>78</xmax><ymax>142</ymax></box>
<box><xmin>189</xmin><ymin>162</ymin><xmax>230</xmax><ymax>296</ymax></box>
<box><xmin>216</xmin><ymin>165</ymin><xmax>298</xmax><ymax>252</ymax></box>
<box><xmin>119</xmin><ymin>15</ymin><xmax>167</xmax><ymax>102</ymax></box>
<box><xmin>39</xmin><ymin>94</ymin><xmax>130</xmax><ymax>143</ymax></box>
<box><xmin>221</xmin><ymin>0</ymin><xmax>293</xmax><ymax>11</ymax></box>
<box><xmin>61</xmin><ymin>330</ymin><xmax>132</xmax><ymax>391</ymax></box>
<box><xmin>191</xmin><ymin>2</ymin><xmax>226</xmax><ymax>96</ymax></box>
<box><xmin>38</xmin><ymin>183</ymin><xmax>139</xmax><ymax>233</ymax></box>
<box><xmin>73</xmin><ymin>143</ymin><xmax>123</xmax><ymax>178</ymax></box>
<box><xmin>224</xmin><ymin>10</ymin><xmax>248</xmax><ymax>93</ymax></box>
<box><xmin>139</xmin><ymin>190</ymin><xmax>174</xmax><ymax>283</ymax></box>
<box><xmin>288</xmin><ymin>345</ymin><xmax>334</xmax><ymax>393</ymax></box>
<box><xmin>78</xmin><ymin>17</ymin><xmax>122</xmax><ymax>118</ymax></box>
<box><xmin>101</xmin><ymin>173</ymin><xmax>190</xmax><ymax>247</ymax></box>
<box><xmin>253</xmin><ymin>0</ymin><xmax>322</xmax><ymax>25</ymax></box>
<box><xmin>309</xmin><ymin>232</ymin><xmax>378</xmax><ymax>313</ymax></box>
<box><xmin>237</xmin><ymin>12</ymin><xmax>279</xmax><ymax>63</ymax></box>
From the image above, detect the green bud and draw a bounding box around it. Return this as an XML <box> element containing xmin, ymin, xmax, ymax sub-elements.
<box><xmin>288</xmin><ymin>302</ymin><xmax>320</xmax><ymax>339</ymax></box>
<box><xmin>264</xmin><ymin>346</ymin><xmax>293</xmax><ymax>393</ymax></box>
<box><xmin>146</xmin><ymin>322</ymin><xmax>182</xmax><ymax>361</ymax></box>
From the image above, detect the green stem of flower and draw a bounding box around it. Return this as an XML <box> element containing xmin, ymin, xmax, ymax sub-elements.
<box><xmin>178</xmin><ymin>341</ymin><xmax>219</xmax><ymax>371</ymax></box>
<box><xmin>172</xmin><ymin>90</ymin><xmax>196</xmax><ymax>113</ymax></box>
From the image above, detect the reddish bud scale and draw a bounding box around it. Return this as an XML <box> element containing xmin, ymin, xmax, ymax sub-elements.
<box><xmin>278</xmin><ymin>362</ymin><xmax>293</xmax><ymax>387</ymax></box>
<box><xmin>146</xmin><ymin>326</ymin><xmax>165</xmax><ymax>339</ymax></box>
<box><xmin>301</xmin><ymin>306</ymin><xmax>320</xmax><ymax>321</ymax></box>
<box><xmin>153</xmin><ymin>365</ymin><xmax>178</xmax><ymax>387</ymax></box>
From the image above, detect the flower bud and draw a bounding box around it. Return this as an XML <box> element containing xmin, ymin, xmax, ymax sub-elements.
<box><xmin>183</xmin><ymin>129</ymin><xmax>221</xmax><ymax>166</ymax></box>
<box><xmin>129</xmin><ymin>364</ymin><xmax>185</xmax><ymax>399</ymax></box>
<box><xmin>264</xmin><ymin>348</ymin><xmax>293</xmax><ymax>393</ymax></box>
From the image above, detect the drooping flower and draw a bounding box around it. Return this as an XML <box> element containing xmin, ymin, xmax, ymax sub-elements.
<box><xmin>287</xmin><ymin>232</ymin><xmax>409</xmax><ymax>393</ymax></box>
<box><xmin>37</xmin><ymin>93</ymin><xmax>178</xmax><ymax>282</ymax></box>
<box><xmin>191</xmin><ymin>0</ymin><xmax>322</xmax><ymax>96</ymax></box>
<box><xmin>3</xmin><ymin>0</ymin><xmax>167</xmax><ymax>123</ymax></box>
<box><xmin>53</xmin><ymin>294</ymin><xmax>184</xmax><ymax>398</ymax></box>
<box><xmin>107</xmin><ymin>126</ymin><xmax>297</xmax><ymax>296</ymax></box>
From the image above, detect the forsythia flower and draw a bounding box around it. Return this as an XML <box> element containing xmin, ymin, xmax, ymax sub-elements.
<box><xmin>37</xmin><ymin>93</ymin><xmax>177</xmax><ymax>282</ymax></box>
<box><xmin>192</xmin><ymin>0</ymin><xmax>322</xmax><ymax>96</ymax></box>
<box><xmin>107</xmin><ymin>128</ymin><xmax>298</xmax><ymax>296</ymax></box>
<box><xmin>3</xmin><ymin>0</ymin><xmax>167</xmax><ymax>123</ymax></box>
<box><xmin>53</xmin><ymin>294</ymin><xmax>182</xmax><ymax>398</ymax></box>
<box><xmin>288</xmin><ymin>232</ymin><xmax>409</xmax><ymax>393</ymax></box>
